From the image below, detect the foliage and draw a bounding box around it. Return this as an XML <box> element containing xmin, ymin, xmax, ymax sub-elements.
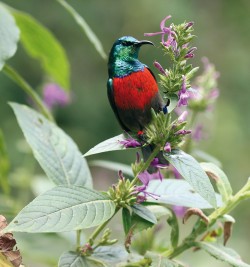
<box><xmin>0</xmin><ymin>1</ymin><xmax>249</xmax><ymax>267</ymax></box>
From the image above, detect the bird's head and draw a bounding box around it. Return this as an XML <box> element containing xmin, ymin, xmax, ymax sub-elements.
<box><xmin>109</xmin><ymin>36</ymin><xmax>154</xmax><ymax>62</ymax></box>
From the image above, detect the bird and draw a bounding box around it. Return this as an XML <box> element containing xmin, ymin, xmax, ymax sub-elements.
<box><xmin>107</xmin><ymin>36</ymin><xmax>163</xmax><ymax>133</ymax></box>
<box><xmin>107</xmin><ymin>36</ymin><xmax>167</xmax><ymax>172</ymax></box>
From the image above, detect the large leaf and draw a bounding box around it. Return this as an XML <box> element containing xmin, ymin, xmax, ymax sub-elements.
<box><xmin>194</xmin><ymin>242</ymin><xmax>250</xmax><ymax>267</ymax></box>
<box><xmin>12</xmin><ymin>10</ymin><xmax>70</xmax><ymax>90</ymax></box>
<box><xmin>147</xmin><ymin>179</ymin><xmax>222</xmax><ymax>209</ymax></box>
<box><xmin>57</xmin><ymin>0</ymin><xmax>107</xmax><ymax>60</ymax></box>
<box><xmin>93</xmin><ymin>246</ymin><xmax>129</xmax><ymax>265</ymax></box>
<box><xmin>5</xmin><ymin>185</ymin><xmax>115</xmax><ymax>233</ymax></box>
<box><xmin>0</xmin><ymin>4</ymin><xmax>19</xmax><ymax>70</ymax></box>
<box><xmin>11</xmin><ymin>103</ymin><xmax>92</xmax><ymax>187</ymax></box>
<box><xmin>59</xmin><ymin>251</ymin><xmax>104</xmax><ymax>267</ymax></box>
<box><xmin>200</xmin><ymin>162</ymin><xmax>233</xmax><ymax>203</ymax></box>
<box><xmin>164</xmin><ymin>149</ymin><xmax>216</xmax><ymax>208</ymax></box>
<box><xmin>84</xmin><ymin>134</ymin><xmax>128</xmax><ymax>157</ymax></box>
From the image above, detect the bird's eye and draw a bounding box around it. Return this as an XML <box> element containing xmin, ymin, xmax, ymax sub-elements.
<box><xmin>121</xmin><ymin>41</ymin><xmax>132</xmax><ymax>46</ymax></box>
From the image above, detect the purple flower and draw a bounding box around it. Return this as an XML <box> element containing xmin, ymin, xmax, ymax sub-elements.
<box><xmin>154</xmin><ymin>61</ymin><xmax>167</xmax><ymax>75</ymax></box>
<box><xmin>185</xmin><ymin>21</ymin><xmax>194</xmax><ymax>30</ymax></box>
<box><xmin>175</xmin><ymin>129</ymin><xmax>192</xmax><ymax>136</ymax></box>
<box><xmin>164</xmin><ymin>142</ymin><xmax>171</xmax><ymax>153</ymax></box>
<box><xmin>151</xmin><ymin>158</ymin><xmax>168</xmax><ymax>169</ymax></box>
<box><xmin>43</xmin><ymin>83</ymin><xmax>71</xmax><ymax>110</ymax></box>
<box><xmin>119</xmin><ymin>138</ymin><xmax>141</xmax><ymax>148</ymax></box>
<box><xmin>185</xmin><ymin>47</ymin><xmax>197</xmax><ymax>59</ymax></box>
<box><xmin>178</xmin><ymin>76</ymin><xmax>189</xmax><ymax>107</ymax></box>
<box><xmin>134</xmin><ymin>170</ymin><xmax>163</xmax><ymax>202</ymax></box>
<box><xmin>144</xmin><ymin>15</ymin><xmax>176</xmax><ymax>47</ymax></box>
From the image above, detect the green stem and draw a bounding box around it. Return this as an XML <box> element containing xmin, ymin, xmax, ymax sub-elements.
<box><xmin>3</xmin><ymin>64</ymin><xmax>54</xmax><ymax>122</ymax></box>
<box><xmin>183</xmin><ymin>110</ymin><xmax>198</xmax><ymax>153</ymax></box>
<box><xmin>167</xmin><ymin>178</ymin><xmax>250</xmax><ymax>259</ymax></box>
<box><xmin>130</xmin><ymin>145</ymin><xmax>161</xmax><ymax>188</ymax></box>
<box><xmin>88</xmin><ymin>208</ymin><xmax>120</xmax><ymax>245</ymax></box>
<box><xmin>76</xmin><ymin>230</ymin><xmax>81</xmax><ymax>249</ymax></box>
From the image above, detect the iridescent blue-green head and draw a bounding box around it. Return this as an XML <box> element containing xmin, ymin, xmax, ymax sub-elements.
<box><xmin>108</xmin><ymin>36</ymin><xmax>154</xmax><ymax>77</ymax></box>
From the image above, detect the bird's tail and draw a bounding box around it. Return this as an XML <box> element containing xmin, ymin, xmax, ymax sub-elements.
<box><xmin>141</xmin><ymin>145</ymin><xmax>168</xmax><ymax>173</ymax></box>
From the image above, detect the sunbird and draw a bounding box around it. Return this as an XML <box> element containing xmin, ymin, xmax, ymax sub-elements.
<box><xmin>107</xmin><ymin>36</ymin><xmax>167</xmax><ymax>172</ymax></box>
<box><xmin>107</xmin><ymin>36</ymin><xmax>163</xmax><ymax>133</ymax></box>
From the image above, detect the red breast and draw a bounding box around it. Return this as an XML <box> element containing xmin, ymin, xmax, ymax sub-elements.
<box><xmin>113</xmin><ymin>68</ymin><xmax>158</xmax><ymax>110</ymax></box>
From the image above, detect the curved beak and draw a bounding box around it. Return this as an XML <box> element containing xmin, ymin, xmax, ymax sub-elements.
<box><xmin>136</xmin><ymin>40</ymin><xmax>154</xmax><ymax>47</ymax></box>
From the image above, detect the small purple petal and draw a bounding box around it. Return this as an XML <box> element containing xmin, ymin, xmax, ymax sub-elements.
<box><xmin>185</xmin><ymin>21</ymin><xmax>194</xmax><ymax>29</ymax></box>
<box><xmin>178</xmin><ymin>76</ymin><xmax>189</xmax><ymax>107</ymax></box>
<box><xmin>154</xmin><ymin>61</ymin><xmax>167</xmax><ymax>75</ymax></box>
<box><xmin>160</xmin><ymin>15</ymin><xmax>172</xmax><ymax>30</ymax></box>
<box><xmin>119</xmin><ymin>138</ymin><xmax>141</xmax><ymax>148</ymax></box>
<box><xmin>144</xmin><ymin>31</ymin><xmax>164</xmax><ymax>37</ymax></box>
<box><xmin>151</xmin><ymin>158</ymin><xmax>169</xmax><ymax>169</ymax></box>
<box><xmin>164</xmin><ymin>142</ymin><xmax>171</xmax><ymax>153</ymax></box>
<box><xmin>118</xmin><ymin>170</ymin><xmax>124</xmax><ymax>180</ymax></box>
<box><xmin>175</xmin><ymin>130</ymin><xmax>192</xmax><ymax>135</ymax></box>
<box><xmin>138</xmin><ymin>171</ymin><xmax>151</xmax><ymax>186</ymax></box>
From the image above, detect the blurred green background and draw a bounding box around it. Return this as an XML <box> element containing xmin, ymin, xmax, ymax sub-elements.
<box><xmin>0</xmin><ymin>0</ymin><xmax>250</xmax><ymax>266</ymax></box>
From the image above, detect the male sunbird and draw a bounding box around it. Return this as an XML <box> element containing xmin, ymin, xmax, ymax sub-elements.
<box><xmin>107</xmin><ymin>36</ymin><xmax>167</xmax><ymax>172</ymax></box>
<box><xmin>107</xmin><ymin>36</ymin><xmax>163</xmax><ymax>133</ymax></box>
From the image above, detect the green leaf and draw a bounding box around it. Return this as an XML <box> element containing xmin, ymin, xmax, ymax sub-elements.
<box><xmin>90</xmin><ymin>160</ymin><xmax>133</xmax><ymax>177</ymax></box>
<box><xmin>200</xmin><ymin>162</ymin><xmax>233</xmax><ymax>203</ymax></box>
<box><xmin>132</xmin><ymin>204</ymin><xmax>157</xmax><ymax>224</ymax></box>
<box><xmin>147</xmin><ymin>179</ymin><xmax>222</xmax><ymax>209</ymax></box>
<box><xmin>0</xmin><ymin>4</ymin><xmax>19</xmax><ymax>71</ymax></box>
<box><xmin>164</xmin><ymin>149</ymin><xmax>217</xmax><ymax>208</ymax></box>
<box><xmin>167</xmin><ymin>94</ymin><xmax>178</xmax><ymax>113</ymax></box>
<box><xmin>12</xmin><ymin>10</ymin><xmax>70</xmax><ymax>90</ymax></box>
<box><xmin>59</xmin><ymin>251</ymin><xmax>105</xmax><ymax>267</ymax></box>
<box><xmin>10</xmin><ymin>103</ymin><xmax>92</xmax><ymax>187</ymax></box>
<box><xmin>84</xmin><ymin>134</ymin><xmax>129</xmax><ymax>157</ymax></box>
<box><xmin>93</xmin><ymin>246</ymin><xmax>129</xmax><ymax>265</ymax></box>
<box><xmin>5</xmin><ymin>185</ymin><xmax>115</xmax><ymax>233</ymax></box>
<box><xmin>57</xmin><ymin>0</ymin><xmax>107</xmax><ymax>60</ymax></box>
<box><xmin>131</xmin><ymin>214</ymin><xmax>154</xmax><ymax>234</ymax></box>
<box><xmin>194</xmin><ymin>242</ymin><xmax>250</xmax><ymax>267</ymax></box>
<box><xmin>122</xmin><ymin>208</ymin><xmax>131</xmax><ymax>235</ymax></box>
<box><xmin>145</xmin><ymin>251</ymin><xmax>184</xmax><ymax>267</ymax></box>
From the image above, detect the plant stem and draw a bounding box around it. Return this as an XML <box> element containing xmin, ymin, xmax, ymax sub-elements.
<box><xmin>183</xmin><ymin>110</ymin><xmax>198</xmax><ymax>153</ymax></box>
<box><xmin>166</xmin><ymin>177</ymin><xmax>250</xmax><ymax>259</ymax></box>
<box><xmin>130</xmin><ymin>145</ymin><xmax>161</xmax><ymax>188</ymax></box>
<box><xmin>88</xmin><ymin>208</ymin><xmax>120</xmax><ymax>245</ymax></box>
<box><xmin>3</xmin><ymin>64</ymin><xmax>54</xmax><ymax>122</ymax></box>
<box><xmin>76</xmin><ymin>230</ymin><xmax>82</xmax><ymax>249</ymax></box>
